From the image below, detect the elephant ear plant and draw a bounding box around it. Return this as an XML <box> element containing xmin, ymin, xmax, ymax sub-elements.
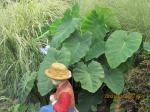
<box><xmin>37</xmin><ymin>4</ymin><xmax>142</xmax><ymax>111</ymax></box>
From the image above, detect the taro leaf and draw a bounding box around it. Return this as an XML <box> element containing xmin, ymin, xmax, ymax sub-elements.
<box><xmin>95</xmin><ymin>7</ymin><xmax>121</xmax><ymax>29</ymax></box>
<box><xmin>105</xmin><ymin>30</ymin><xmax>142</xmax><ymax>69</ymax></box>
<box><xmin>77</xmin><ymin>89</ymin><xmax>103</xmax><ymax>112</ymax></box>
<box><xmin>51</xmin><ymin>18</ymin><xmax>80</xmax><ymax>48</ymax></box>
<box><xmin>73</xmin><ymin>61</ymin><xmax>104</xmax><ymax>93</ymax></box>
<box><xmin>118</xmin><ymin>57</ymin><xmax>133</xmax><ymax>73</ymax></box>
<box><xmin>82</xmin><ymin>7</ymin><xmax>121</xmax><ymax>61</ymax></box>
<box><xmin>50</xmin><ymin>4</ymin><xmax>80</xmax><ymax>35</ymax></box>
<box><xmin>18</xmin><ymin>72</ymin><xmax>37</xmax><ymax>103</ymax></box>
<box><xmin>81</xmin><ymin>9</ymin><xmax>107</xmax><ymax>40</ymax></box>
<box><xmin>144</xmin><ymin>42</ymin><xmax>150</xmax><ymax>54</ymax></box>
<box><xmin>63</xmin><ymin>3</ymin><xmax>80</xmax><ymax>21</ymax></box>
<box><xmin>63</xmin><ymin>31</ymin><xmax>92</xmax><ymax>65</ymax></box>
<box><xmin>50</xmin><ymin>19</ymin><xmax>62</xmax><ymax>36</ymax></box>
<box><xmin>37</xmin><ymin>47</ymin><xmax>71</xmax><ymax>96</ymax></box>
<box><xmin>104</xmin><ymin>68</ymin><xmax>124</xmax><ymax>95</ymax></box>
<box><xmin>86</xmin><ymin>38</ymin><xmax>105</xmax><ymax>61</ymax></box>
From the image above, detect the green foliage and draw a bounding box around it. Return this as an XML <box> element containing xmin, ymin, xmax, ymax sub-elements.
<box><xmin>81</xmin><ymin>8</ymin><xmax>108</xmax><ymax>39</ymax></box>
<box><xmin>10</xmin><ymin>104</ymin><xmax>28</xmax><ymax>112</ymax></box>
<box><xmin>0</xmin><ymin>0</ymin><xmax>71</xmax><ymax>98</ymax></box>
<box><xmin>37</xmin><ymin>6</ymin><xmax>143</xmax><ymax>112</ymax></box>
<box><xmin>9</xmin><ymin>103</ymin><xmax>40</xmax><ymax>112</ymax></box>
<box><xmin>104</xmin><ymin>69</ymin><xmax>124</xmax><ymax>95</ymax></box>
<box><xmin>50</xmin><ymin>4</ymin><xmax>81</xmax><ymax>49</ymax></box>
<box><xmin>50</xmin><ymin>3</ymin><xmax>80</xmax><ymax>36</ymax></box>
<box><xmin>63</xmin><ymin>31</ymin><xmax>92</xmax><ymax>65</ymax></box>
<box><xmin>51</xmin><ymin>18</ymin><xmax>81</xmax><ymax>48</ymax></box>
<box><xmin>63</xmin><ymin>3</ymin><xmax>80</xmax><ymax>20</ymax></box>
<box><xmin>81</xmin><ymin>6</ymin><xmax>120</xmax><ymax>61</ymax></box>
<box><xmin>100</xmin><ymin>0</ymin><xmax>150</xmax><ymax>41</ymax></box>
<box><xmin>18</xmin><ymin>72</ymin><xmax>37</xmax><ymax>103</ymax></box>
<box><xmin>77</xmin><ymin>89</ymin><xmax>102</xmax><ymax>112</ymax></box>
<box><xmin>86</xmin><ymin>38</ymin><xmax>105</xmax><ymax>61</ymax></box>
<box><xmin>0</xmin><ymin>2</ymin><xmax>142</xmax><ymax>111</ymax></box>
<box><xmin>78</xmin><ymin>0</ymin><xmax>102</xmax><ymax>16</ymax></box>
<box><xmin>95</xmin><ymin>7</ymin><xmax>121</xmax><ymax>29</ymax></box>
<box><xmin>73</xmin><ymin>61</ymin><xmax>104</xmax><ymax>93</ymax></box>
<box><xmin>144</xmin><ymin>42</ymin><xmax>150</xmax><ymax>54</ymax></box>
<box><xmin>27</xmin><ymin>103</ymin><xmax>40</xmax><ymax>112</ymax></box>
<box><xmin>37</xmin><ymin>47</ymin><xmax>71</xmax><ymax>96</ymax></box>
<box><xmin>105</xmin><ymin>30</ymin><xmax>142</xmax><ymax>68</ymax></box>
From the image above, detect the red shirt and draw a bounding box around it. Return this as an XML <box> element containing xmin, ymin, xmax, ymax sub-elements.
<box><xmin>53</xmin><ymin>80</ymin><xmax>75</xmax><ymax>112</ymax></box>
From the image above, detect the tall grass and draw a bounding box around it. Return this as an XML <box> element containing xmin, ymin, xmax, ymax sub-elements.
<box><xmin>0</xmin><ymin>0</ymin><xmax>71</xmax><ymax>98</ymax></box>
<box><xmin>76</xmin><ymin>0</ymin><xmax>102</xmax><ymax>16</ymax></box>
<box><xmin>99</xmin><ymin>0</ymin><xmax>150</xmax><ymax>41</ymax></box>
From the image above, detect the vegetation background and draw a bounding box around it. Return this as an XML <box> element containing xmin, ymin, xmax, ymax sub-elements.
<box><xmin>0</xmin><ymin>0</ymin><xmax>150</xmax><ymax>112</ymax></box>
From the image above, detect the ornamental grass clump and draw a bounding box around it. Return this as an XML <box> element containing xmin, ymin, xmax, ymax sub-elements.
<box><xmin>0</xmin><ymin>0</ymin><xmax>71</xmax><ymax>98</ymax></box>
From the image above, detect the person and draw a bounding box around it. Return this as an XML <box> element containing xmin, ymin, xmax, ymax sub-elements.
<box><xmin>39</xmin><ymin>62</ymin><xmax>77</xmax><ymax>112</ymax></box>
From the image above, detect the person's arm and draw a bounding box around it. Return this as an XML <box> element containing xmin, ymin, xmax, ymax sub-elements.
<box><xmin>52</xmin><ymin>92</ymin><xmax>71</xmax><ymax>112</ymax></box>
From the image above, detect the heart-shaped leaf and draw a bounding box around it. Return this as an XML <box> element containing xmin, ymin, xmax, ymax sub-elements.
<box><xmin>63</xmin><ymin>31</ymin><xmax>92</xmax><ymax>65</ymax></box>
<box><xmin>105</xmin><ymin>30</ymin><xmax>142</xmax><ymax>68</ymax></box>
<box><xmin>104</xmin><ymin>68</ymin><xmax>124</xmax><ymax>95</ymax></box>
<box><xmin>37</xmin><ymin>47</ymin><xmax>71</xmax><ymax>96</ymax></box>
<box><xmin>73</xmin><ymin>61</ymin><xmax>104</xmax><ymax>93</ymax></box>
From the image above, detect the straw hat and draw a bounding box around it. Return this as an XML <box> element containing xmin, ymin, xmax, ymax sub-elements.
<box><xmin>45</xmin><ymin>62</ymin><xmax>71</xmax><ymax>80</ymax></box>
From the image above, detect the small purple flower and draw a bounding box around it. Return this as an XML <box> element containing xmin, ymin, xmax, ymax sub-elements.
<box><xmin>40</xmin><ymin>45</ymin><xmax>50</xmax><ymax>55</ymax></box>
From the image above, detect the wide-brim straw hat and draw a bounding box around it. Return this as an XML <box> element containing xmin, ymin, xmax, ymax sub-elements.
<box><xmin>45</xmin><ymin>62</ymin><xmax>71</xmax><ymax>80</ymax></box>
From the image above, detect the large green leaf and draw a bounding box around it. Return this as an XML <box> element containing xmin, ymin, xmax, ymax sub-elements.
<box><xmin>104</xmin><ymin>69</ymin><xmax>124</xmax><ymax>95</ymax></box>
<box><xmin>85</xmin><ymin>38</ymin><xmax>105</xmax><ymax>61</ymax></box>
<box><xmin>144</xmin><ymin>42</ymin><xmax>150</xmax><ymax>54</ymax></box>
<box><xmin>37</xmin><ymin>47</ymin><xmax>71</xmax><ymax>96</ymax></box>
<box><xmin>73</xmin><ymin>61</ymin><xmax>104</xmax><ymax>93</ymax></box>
<box><xmin>63</xmin><ymin>31</ymin><xmax>92</xmax><ymax>65</ymax></box>
<box><xmin>82</xmin><ymin>7</ymin><xmax>121</xmax><ymax>61</ymax></box>
<box><xmin>50</xmin><ymin>19</ymin><xmax>62</xmax><ymax>36</ymax></box>
<box><xmin>18</xmin><ymin>72</ymin><xmax>37</xmax><ymax>103</ymax></box>
<box><xmin>105</xmin><ymin>30</ymin><xmax>142</xmax><ymax>69</ymax></box>
<box><xmin>51</xmin><ymin>18</ymin><xmax>80</xmax><ymax>48</ymax></box>
<box><xmin>63</xmin><ymin>3</ymin><xmax>80</xmax><ymax>21</ymax></box>
<box><xmin>95</xmin><ymin>7</ymin><xmax>121</xmax><ymax>29</ymax></box>
<box><xmin>81</xmin><ymin>9</ymin><xmax>107</xmax><ymax>40</ymax></box>
<box><xmin>77</xmin><ymin>89</ymin><xmax>103</xmax><ymax>112</ymax></box>
<box><xmin>50</xmin><ymin>4</ymin><xmax>80</xmax><ymax>35</ymax></box>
